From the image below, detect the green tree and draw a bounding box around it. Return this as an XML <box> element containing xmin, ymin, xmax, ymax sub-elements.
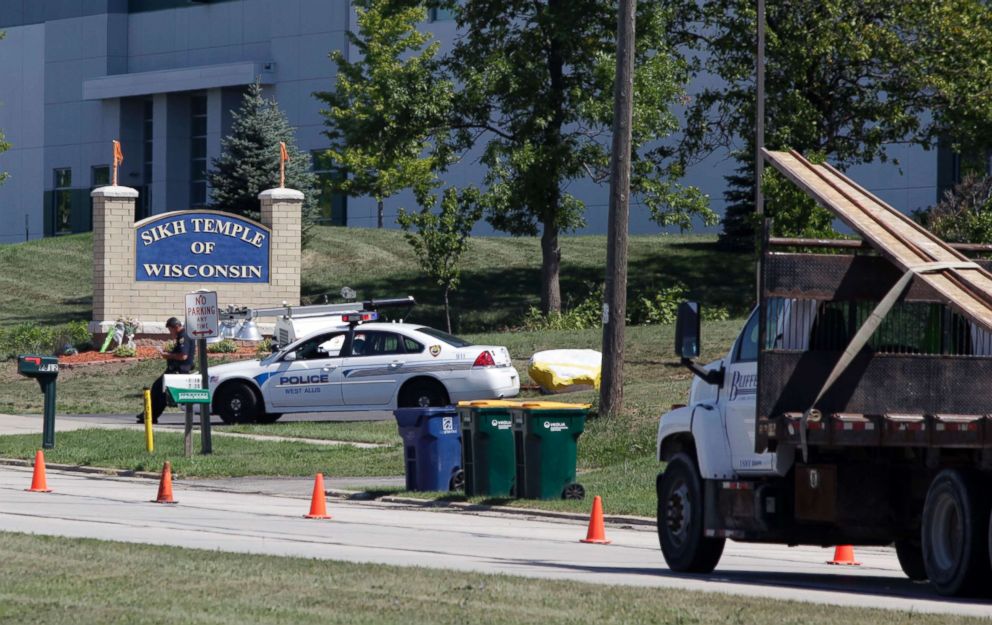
<box><xmin>447</xmin><ymin>0</ymin><xmax>712</xmax><ymax>314</ymax></box>
<box><xmin>666</xmin><ymin>0</ymin><xmax>992</xmax><ymax>249</ymax></box>
<box><xmin>397</xmin><ymin>187</ymin><xmax>482</xmax><ymax>332</ymax></box>
<box><xmin>208</xmin><ymin>82</ymin><xmax>319</xmax><ymax>244</ymax></box>
<box><xmin>316</xmin><ymin>0</ymin><xmax>452</xmax><ymax>229</ymax></box>
<box><xmin>917</xmin><ymin>174</ymin><xmax>992</xmax><ymax>243</ymax></box>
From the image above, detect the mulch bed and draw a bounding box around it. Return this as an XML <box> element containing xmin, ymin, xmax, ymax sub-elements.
<box><xmin>59</xmin><ymin>346</ymin><xmax>260</xmax><ymax>369</ymax></box>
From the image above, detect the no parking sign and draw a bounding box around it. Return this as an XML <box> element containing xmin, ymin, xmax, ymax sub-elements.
<box><xmin>185</xmin><ymin>290</ymin><xmax>218</xmax><ymax>339</ymax></box>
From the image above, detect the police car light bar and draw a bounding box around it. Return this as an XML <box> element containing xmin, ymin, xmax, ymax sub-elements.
<box><xmin>341</xmin><ymin>311</ymin><xmax>378</xmax><ymax>323</ymax></box>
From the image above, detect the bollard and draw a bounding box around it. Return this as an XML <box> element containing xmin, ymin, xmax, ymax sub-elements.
<box><xmin>143</xmin><ymin>387</ymin><xmax>154</xmax><ymax>453</ymax></box>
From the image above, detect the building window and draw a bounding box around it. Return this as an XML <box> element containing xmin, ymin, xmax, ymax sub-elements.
<box><xmin>53</xmin><ymin>168</ymin><xmax>72</xmax><ymax>235</ymax></box>
<box><xmin>428</xmin><ymin>7</ymin><xmax>456</xmax><ymax>21</ymax></box>
<box><xmin>190</xmin><ymin>94</ymin><xmax>208</xmax><ymax>207</ymax></box>
<box><xmin>312</xmin><ymin>150</ymin><xmax>347</xmax><ymax>226</ymax></box>
<box><xmin>141</xmin><ymin>98</ymin><xmax>154</xmax><ymax>219</ymax></box>
<box><xmin>92</xmin><ymin>165</ymin><xmax>110</xmax><ymax>188</ymax></box>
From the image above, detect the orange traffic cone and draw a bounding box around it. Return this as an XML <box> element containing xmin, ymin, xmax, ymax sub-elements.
<box><xmin>580</xmin><ymin>495</ymin><xmax>611</xmax><ymax>544</ymax></box>
<box><xmin>26</xmin><ymin>450</ymin><xmax>52</xmax><ymax>493</ymax></box>
<box><xmin>151</xmin><ymin>461</ymin><xmax>177</xmax><ymax>504</ymax></box>
<box><xmin>827</xmin><ymin>545</ymin><xmax>860</xmax><ymax>565</ymax></box>
<box><xmin>304</xmin><ymin>473</ymin><xmax>331</xmax><ymax>519</ymax></box>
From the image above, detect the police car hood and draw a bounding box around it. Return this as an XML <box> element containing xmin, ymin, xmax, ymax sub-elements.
<box><xmin>208</xmin><ymin>359</ymin><xmax>264</xmax><ymax>377</ymax></box>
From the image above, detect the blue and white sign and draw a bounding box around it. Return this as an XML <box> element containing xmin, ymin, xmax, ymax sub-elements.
<box><xmin>135</xmin><ymin>211</ymin><xmax>270</xmax><ymax>283</ymax></box>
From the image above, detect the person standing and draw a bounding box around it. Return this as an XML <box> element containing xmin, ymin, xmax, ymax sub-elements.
<box><xmin>137</xmin><ymin>317</ymin><xmax>196</xmax><ymax>424</ymax></box>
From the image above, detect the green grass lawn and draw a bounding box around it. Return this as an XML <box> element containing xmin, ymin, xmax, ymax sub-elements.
<box><xmin>0</xmin><ymin>429</ymin><xmax>402</xmax><ymax>478</ymax></box>
<box><xmin>0</xmin><ymin>532</ymin><xmax>979</xmax><ymax>625</ymax></box>
<box><xmin>0</xmin><ymin>227</ymin><xmax>754</xmax><ymax>332</ymax></box>
<box><xmin>0</xmin><ymin>321</ymin><xmax>743</xmax><ymax>516</ymax></box>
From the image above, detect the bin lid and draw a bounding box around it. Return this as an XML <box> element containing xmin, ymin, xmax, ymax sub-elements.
<box><xmin>393</xmin><ymin>407</ymin><xmax>457</xmax><ymax>427</ymax></box>
<box><xmin>517</xmin><ymin>401</ymin><xmax>591</xmax><ymax>410</ymax></box>
<box><xmin>456</xmin><ymin>400</ymin><xmax>523</xmax><ymax>408</ymax></box>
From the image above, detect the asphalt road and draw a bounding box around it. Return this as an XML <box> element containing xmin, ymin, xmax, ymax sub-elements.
<box><xmin>2</xmin><ymin>465</ymin><xmax>991</xmax><ymax>618</ymax></box>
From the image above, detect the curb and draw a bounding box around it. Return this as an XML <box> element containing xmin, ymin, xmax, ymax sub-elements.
<box><xmin>343</xmin><ymin>493</ymin><xmax>656</xmax><ymax>528</ymax></box>
<box><xmin>0</xmin><ymin>457</ymin><xmax>161</xmax><ymax>480</ymax></box>
<box><xmin>0</xmin><ymin>457</ymin><xmax>656</xmax><ymax>529</ymax></box>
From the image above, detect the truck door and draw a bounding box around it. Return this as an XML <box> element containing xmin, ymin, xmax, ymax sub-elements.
<box><xmin>721</xmin><ymin>309</ymin><xmax>778</xmax><ymax>474</ymax></box>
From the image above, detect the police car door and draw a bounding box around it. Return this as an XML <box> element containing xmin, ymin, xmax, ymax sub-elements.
<box><xmin>721</xmin><ymin>309</ymin><xmax>776</xmax><ymax>474</ymax></box>
<box><xmin>341</xmin><ymin>331</ymin><xmax>405</xmax><ymax>406</ymax></box>
<box><xmin>266</xmin><ymin>331</ymin><xmax>346</xmax><ymax>409</ymax></box>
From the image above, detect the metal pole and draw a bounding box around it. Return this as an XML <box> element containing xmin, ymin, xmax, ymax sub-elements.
<box><xmin>42</xmin><ymin>379</ymin><xmax>56</xmax><ymax>449</ymax></box>
<box><xmin>184</xmin><ymin>404</ymin><xmax>193</xmax><ymax>458</ymax></box>
<box><xmin>755</xmin><ymin>0</ymin><xmax>766</xmax><ymax>301</ymax></box>
<box><xmin>198</xmin><ymin>338</ymin><xmax>212</xmax><ymax>454</ymax></box>
<box><xmin>599</xmin><ymin>0</ymin><xmax>636</xmax><ymax>418</ymax></box>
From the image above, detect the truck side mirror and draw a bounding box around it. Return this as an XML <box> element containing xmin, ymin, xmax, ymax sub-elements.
<box><xmin>675</xmin><ymin>301</ymin><xmax>701</xmax><ymax>359</ymax></box>
<box><xmin>674</xmin><ymin>301</ymin><xmax>724</xmax><ymax>386</ymax></box>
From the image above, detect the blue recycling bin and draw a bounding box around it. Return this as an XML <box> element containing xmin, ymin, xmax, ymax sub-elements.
<box><xmin>393</xmin><ymin>407</ymin><xmax>463</xmax><ymax>492</ymax></box>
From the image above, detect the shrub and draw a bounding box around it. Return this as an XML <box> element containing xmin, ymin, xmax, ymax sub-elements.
<box><xmin>522</xmin><ymin>284</ymin><xmax>603</xmax><ymax>331</ymax></box>
<box><xmin>255</xmin><ymin>338</ymin><xmax>274</xmax><ymax>358</ymax></box>
<box><xmin>113</xmin><ymin>344</ymin><xmax>137</xmax><ymax>358</ymax></box>
<box><xmin>52</xmin><ymin>320</ymin><xmax>92</xmax><ymax>354</ymax></box>
<box><xmin>0</xmin><ymin>323</ymin><xmax>55</xmax><ymax>359</ymax></box>
<box><xmin>916</xmin><ymin>174</ymin><xmax>992</xmax><ymax>243</ymax></box>
<box><xmin>629</xmin><ymin>282</ymin><xmax>730</xmax><ymax>326</ymax></box>
<box><xmin>207</xmin><ymin>339</ymin><xmax>239</xmax><ymax>353</ymax></box>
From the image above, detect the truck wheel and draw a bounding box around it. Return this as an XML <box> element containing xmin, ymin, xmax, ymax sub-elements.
<box><xmin>921</xmin><ymin>469</ymin><xmax>991</xmax><ymax>596</ymax></box>
<box><xmin>895</xmin><ymin>537</ymin><xmax>927</xmax><ymax>581</ymax></box>
<box><xmin>657</xmin><ymin>453</ymin><xmax>724</xmax><ymax>573</ymax></box>
<box><xmin>215</xmin><ymin>383</ymin><xmax>259</xmax><ymax>424</ymax></box>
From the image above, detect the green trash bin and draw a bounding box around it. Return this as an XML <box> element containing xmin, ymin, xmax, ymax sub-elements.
<box><xmin>512</xmin><ymin>401</ymin><xmax>590</xmax><ymax>500</ymax></box>
<box><xmin>458</xmin><ymin>400</ymin><xmax>518</xmax><ymax>497</ymax></box>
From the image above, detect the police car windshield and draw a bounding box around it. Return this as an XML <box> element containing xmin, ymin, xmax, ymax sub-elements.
<box><xmin>416</xmin><ymin>327</ymin><xmax>472</xmax><ymax>348</ymax></box>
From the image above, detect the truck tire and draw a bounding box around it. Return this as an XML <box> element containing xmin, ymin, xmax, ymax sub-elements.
<box><xmin>921</xmin><ymin>469</ymin><xmax>991</xmax><ymax>596</ymax></box>
<box><xmin>215</xmin><ymin>382</ymin><xmax>259</xmax><ymax>424</ymax></box>
<box><xmin>657</xmin><ymin>453</ymin><xmax>724</xmax><ymax>573</ymax></box>
<box><xmin>894</xmin><ymin>537</ymin><xmax>927</xmax><ymax>581</ymax></box>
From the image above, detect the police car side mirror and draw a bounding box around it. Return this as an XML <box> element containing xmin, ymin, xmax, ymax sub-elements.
<box><xmin>282</xmin><ymin>351</ymin><xmax>297</xmax><ymax>362</ymax></box>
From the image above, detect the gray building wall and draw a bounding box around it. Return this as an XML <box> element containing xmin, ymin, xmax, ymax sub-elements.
<box><xmin>0</xmin><ymin>0</ymin><xmax>958</xmax><ymax>243</ymax></box>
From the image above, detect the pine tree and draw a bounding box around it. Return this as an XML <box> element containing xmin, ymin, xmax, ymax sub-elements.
<box><xmin>208</xmin><ymin>82</ymin><xmax>319</xmax><ymax>244</ymax></box>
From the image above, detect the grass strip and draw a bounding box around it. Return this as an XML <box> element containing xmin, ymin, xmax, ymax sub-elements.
<box><xmin>0</xmin><ymin>429</ymin><xmax>403</xmax><ymax>478</ymax></box>
<box><xmin>0</xmin><ymin>532</ymin><xmax>979</xmax><ymax>625</ymax></box>
<box><xmin>226</xmin><ymin>420</ymin><xmax>401</xmax><ymax>445</ymax></box>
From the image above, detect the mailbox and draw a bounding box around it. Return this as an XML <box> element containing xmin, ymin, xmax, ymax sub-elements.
<box><xmin>16</xmin><ymin>355</ymin><xmax>59</xmax><ymax>449</ymax></box>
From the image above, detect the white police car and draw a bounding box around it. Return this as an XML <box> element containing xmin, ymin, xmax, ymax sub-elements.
<box><xmin>207</xmin><ymin>314</ymin><xmax>519</xmax><ymax>422</ymax></box>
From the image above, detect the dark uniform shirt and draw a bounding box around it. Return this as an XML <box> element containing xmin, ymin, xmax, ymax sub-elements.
<box><xmin>167</xmin><ymin>329</ymin><xmax>196</xmax><ymax>373</ymax></box>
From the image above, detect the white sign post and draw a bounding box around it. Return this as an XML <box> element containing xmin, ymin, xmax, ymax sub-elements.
<box><xmin>184</xmin><ymin>289</ymin><xmax>217</xmax><ymax>454</ymax></box>
<box><xmin>185</xmin><ymin>290</ymin><xmax>219</xmax><ymax>339</ymax></box>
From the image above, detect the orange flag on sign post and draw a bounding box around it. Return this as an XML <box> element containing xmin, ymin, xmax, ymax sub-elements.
<box><xmin>279</xmin><ymin>141</ymin><xmax>289</xmax><ymax>188</ymax></box>
<box><xmin>112</xmin><ymin>140</ymin><xmax>124</xmax><ymax>186</ymax></box>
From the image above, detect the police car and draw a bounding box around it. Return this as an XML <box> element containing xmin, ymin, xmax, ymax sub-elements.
<box><xmin>207</xmin><ymin>312</ymin><xmax>519</xmax><ymax>423</ymax></box>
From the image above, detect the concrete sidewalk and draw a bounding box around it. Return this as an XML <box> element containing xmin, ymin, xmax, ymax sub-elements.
<box><xmin>0</xmin><ymin>412</ymin><xmax>385</xmax><ymax>447</ymax></box>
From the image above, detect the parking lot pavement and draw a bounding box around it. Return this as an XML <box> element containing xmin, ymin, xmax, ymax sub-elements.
<box><xmin>2</xmin><ymin>465</ymin><xmax>991</xmax><ymax>617</ymax></box>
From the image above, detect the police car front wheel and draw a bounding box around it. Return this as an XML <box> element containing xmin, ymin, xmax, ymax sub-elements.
<box><xmin>215</xmin><ymin>382</ymin><xmax>260</xmax><ymax>424</ymax></box>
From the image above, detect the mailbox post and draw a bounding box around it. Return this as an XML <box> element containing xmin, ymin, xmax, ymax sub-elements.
<box><xmin>17</xmin><ymin>355</ymin><xmax>60</xmax><ymax>449</ymax></box>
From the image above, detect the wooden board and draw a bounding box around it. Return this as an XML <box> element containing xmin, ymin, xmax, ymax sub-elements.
<box><xmin>762</xmin><ymin>149</ymin><xmax>992</xmax><ymax>333</ymax></box>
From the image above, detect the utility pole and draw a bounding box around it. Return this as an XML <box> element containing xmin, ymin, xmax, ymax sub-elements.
<box><xmin>755</xmin><ymin>0</ymin><xmax>766</xmax><ymax>300</ymax></box>
<box><xmin>599</xmin><ymin>0</ymin><xmax>636</xmax><ymax>418</ymax></box>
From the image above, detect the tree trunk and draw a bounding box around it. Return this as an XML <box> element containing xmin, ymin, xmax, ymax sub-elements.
<box><xmin>443</xmin><ymin>286</ymin><xmax>452</xmax><ymax>334</ymax></box>
<box><xmin>377</xmin><ymin>199</ymin><xmax>384</xmax><ymax>229</ymax></box>
<box><xmin>540</xmin><ymin>222</ymin><xmax>562</xmax><ymax>315</ymax></box>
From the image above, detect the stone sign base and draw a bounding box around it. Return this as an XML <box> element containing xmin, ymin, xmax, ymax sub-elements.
<box><xmin>89</xmin><ymin>186</ymin><xmax>302</xmax><ymax>335</ymax></box>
